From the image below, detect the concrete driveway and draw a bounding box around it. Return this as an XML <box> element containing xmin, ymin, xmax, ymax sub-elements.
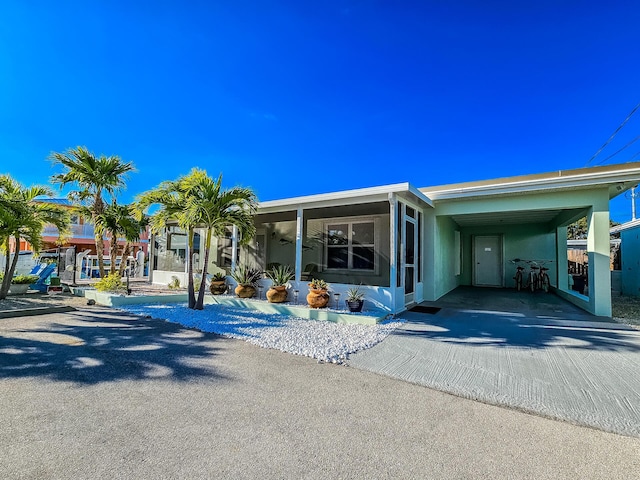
<box><xmin>348</xmin><ymin>288</ymin><xmax>640</xmax><ymax>437</ymax></box>
<box><xmin>1</xmin><ymin>307</ymin><xmax>639</xmax><ymax>479</ymax></box>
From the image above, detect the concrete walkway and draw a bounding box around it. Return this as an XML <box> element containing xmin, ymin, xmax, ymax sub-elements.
<box><xmin>348</xmin><ymin>288</ymin><xmax>640</xmax><ymax>437</ymax></box>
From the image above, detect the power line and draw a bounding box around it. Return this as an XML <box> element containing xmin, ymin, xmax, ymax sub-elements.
<box><xmin>585</xmin><ymin>99</ymin><xmax>640</xmax><ymax>166</ymax></box>
<box><xmin>593</xmin><ymin>133</ymin><xmax>640</xmax><ymax>166</ymax></box>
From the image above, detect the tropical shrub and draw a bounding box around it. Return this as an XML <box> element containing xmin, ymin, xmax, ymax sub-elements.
<box><xmin>265</xmin><ymin>265</ymin><xmax>294</xmax><ymax>287</ymax></box>
<box><xmin>308</xmin><ymin>278</ymin><xmax>329</xmax><ymax>290</ymax></box>
<box><xmin>94</xmin><ymin>272</ymin><xmax>126</xmax><ymax>293</ymax></box>
<box><xmin>231</xmin><ymin>265</ymin><xmax>262</xmax><ymax>287</ymax></box>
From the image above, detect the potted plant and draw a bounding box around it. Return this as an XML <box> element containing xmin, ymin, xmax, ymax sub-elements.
<box><xmin>231</xmin><ymin>265</ymin><xmax>262</xmax><ymax>298</ymax></box>
<box><xmin>345</xmin><ymin>286</ymin><xmax>365</xmax><ymax>312</ymax></box>
<box><xmin>6</xmin><ymin>274</ymin><xmax>39</xmax><ymax>295</ymax></box>
<box><xmin>265</xmin><ymin>265</ymin><xmax>294</xmax><ymax>303</ymax></box>
<box><xmin>307</xmin><ymin>278</ymin><xmax>330</xmax><ymax>308</ymax></box>
<box><xmin>209</xmin><ymin>272</ymin><xmax>227</xmax><ymax>295</ymax></box>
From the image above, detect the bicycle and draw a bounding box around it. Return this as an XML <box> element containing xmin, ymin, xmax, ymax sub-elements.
<box><xmin>512</xmin><ymin>259</ymin><xmax>552</xmax><ymax>293</ymax></box>
<box><xmin>536</xmin><ymin>261</ymin><xmax>552</xmax><ymax>293</ymax></box>
<box><xmin>511</xmin><ymin>259</ymin><xmax>526</xmax><ymax>291</ymax></box>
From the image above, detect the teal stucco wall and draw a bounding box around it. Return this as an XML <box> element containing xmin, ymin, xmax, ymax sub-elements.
<box><xmin>458</xmin><ymin>224</ymin><xmax>556</xmax><ymax>288</ymax></box>
<box><xmin>621</xmin><ymin>226</ymin><xmax>640</xmax><ymax>296</ymax></box>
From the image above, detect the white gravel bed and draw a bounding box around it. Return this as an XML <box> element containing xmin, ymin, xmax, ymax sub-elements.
<box><xmin>118</xmin><ymin>303</ymin><xmax>403</xmax><ymax>363</ymax></box>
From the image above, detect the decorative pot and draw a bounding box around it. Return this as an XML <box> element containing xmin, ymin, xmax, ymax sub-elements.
<box><xmin>235</xmin><ymin>285</ymin><xmax>256</xmax><ymax>298</ymax></box>
<box><xmin>346</xmin><ymin>299</ymin><xmax>364</xmax><ymax>313</ymax></box>
<box><xmin>210</xmin><ymin>280</ymin><xmax>227</xmax><ymax>295</ymax></box>
<box><xmin>307</xmin><ymin>288</ymin><xmax>329</xmax><ymax>308</ymax></box>
<box><xmin>266</xmin><ymin>285</ymin><xmax>288</xmax><ymax>303</ymax></box>
<box><xmin>8</xmin><ymin>284</ymin><xmax>30</xmax><ymax>295</ymax></box>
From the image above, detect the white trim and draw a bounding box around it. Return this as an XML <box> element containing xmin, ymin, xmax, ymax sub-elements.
<box><xmin>260</xmin><ymin>182</ymin><xmax>434</xmax><ymax>210</ymax></box>
<box><xmin>610</xmin><ymin>218</ymin><xmax>640</xmax><ymax>233</ymax></box>
<box><xmin>295</xmin><ymin>207</ymin><xmax>303</xmax><ymax>282</ymax></box>
<box><xmin>422</xmin><ymin>164</ymin><xmax>640</xmax><ymax>201</ymax></box>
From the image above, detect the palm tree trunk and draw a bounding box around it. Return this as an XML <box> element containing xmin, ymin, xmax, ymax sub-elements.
<box><xmin>187</xmin><ymin>227</ymin><xmax>196</xmax><ymax>309</ymax></box>
<box><xmin>118</xmin><ymin>242</ymin><xmax>131</xmax><ymax>277</ymax></box>
<box><xmin>109</xmin><ymin>232</ymin><xmax>119</xmax><ymax>275</ymax></box>
<box><xmin>194</xmin><ymin>228</ymin><xmax>212</xmax><ymax>310</ymax></box>
<box><xmin>0</xmin><ymin>236</ymin><xmax>21</xmax><ymax>300</ymax></box>
<box><xmin>93</xmin><ymin>195</ymin><xmax>106</xmax><ymax>278</ymax></box>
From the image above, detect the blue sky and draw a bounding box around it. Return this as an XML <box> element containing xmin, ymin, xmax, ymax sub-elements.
<box><xmin>1</xmin><ymin>1</ymin><xmax>640</xmax><ymax>220</ymax></box>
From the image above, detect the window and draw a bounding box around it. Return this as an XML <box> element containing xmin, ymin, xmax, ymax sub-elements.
<box><xmin>326</xmin><ymin>220</ymin><xmax>376</xmax><ymax>271</ymax></box>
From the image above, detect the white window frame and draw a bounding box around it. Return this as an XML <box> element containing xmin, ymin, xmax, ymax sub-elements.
<box><xmin>323</xmin><ymin>216</ymin><xmax>380</xmax><ymax>274</ymax></box>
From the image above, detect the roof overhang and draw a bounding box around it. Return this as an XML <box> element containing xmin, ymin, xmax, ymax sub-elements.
<box><xmin>420</xmin><ymin>162</ymin><xmax>640</xmax><ymax>202</ymax></box>
<box><xmin>610</xmin><ymin>218</ymin><xmax>640</xmax><ymax>234</ymax></box>
<box><xmin>259</xmin><ymin>183</ymin><xmax>433</xmax><ymax>214</ymax></box>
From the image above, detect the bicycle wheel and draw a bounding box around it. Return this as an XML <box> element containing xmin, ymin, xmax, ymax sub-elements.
<box><xmin>541</xmin><ymin>274</ymin><xmax>550</xmax><ymax>293</ymax></box>
<box><xmin>514</xmin><ymin>271</ymin><xmax>523</xmax><ymax>291</ymax></box>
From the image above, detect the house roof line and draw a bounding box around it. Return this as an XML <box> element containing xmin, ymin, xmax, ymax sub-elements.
<box><xmin>259</xmin><ymin>182</ymin><xmax>433</xmax><ymax>210</ymax></box>
<box><xmin>610</xmin><ymin>218</ymin><xmax>640</xmax><ymax>233</ymax></box>
<box><xmin>420</xmin><ymin>162</ymin><xmax>640</xmax><ymax>200</ymax></box>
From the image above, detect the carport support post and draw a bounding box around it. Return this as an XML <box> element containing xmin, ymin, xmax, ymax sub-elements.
<box><xmin>389</xmin><ymin>193</ymin><xmax>398</xmax><ymax>313</ymax></box>
<box><xmin>294</xmin><ymin>207</ymin><xmax>303</xmax><ymax>283</ymax></box>
<box><xmin>587</xmin><ymin>205</ymin><xmax>612</xmax><ymax>317</ymax></box>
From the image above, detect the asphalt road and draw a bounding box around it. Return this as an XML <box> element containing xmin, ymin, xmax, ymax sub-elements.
<box><xmin>1</xmin><ymin>307</ymin><xmax>639</xmax><ymax>479</ymax></box>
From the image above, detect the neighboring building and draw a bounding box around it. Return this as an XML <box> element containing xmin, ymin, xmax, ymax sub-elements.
<box><xmin>10</xmin><ymin>199</ymin><xmax>150</xmax><ymax>280</ymax></box>
<box><xmin>150</xmin><ymin>162</ymin><xmax>640</xmax><ymax>317</ymax></box>
<box><xmin>34</xmin><ymin>198</ymin><xmax>150</xmax><ymax>258</ymax></box>
<box><xmin>610</xmin><ymin>218</ymin><xmax>640</xmax><ymax>297</ymax></box>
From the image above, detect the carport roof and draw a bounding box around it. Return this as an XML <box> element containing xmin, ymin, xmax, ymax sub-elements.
<box><xmin>420</xmin><ymin>162</ymin><xmax>640</xmax><ymax>201</ymax></box>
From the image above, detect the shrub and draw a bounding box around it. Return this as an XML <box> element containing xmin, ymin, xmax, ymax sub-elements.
<box><xmin>308</xmin><ymin>278</ymin><xmax>329</xmax><ymax>290</ymax></box>
<box><xmin>11</xmin><ymin>274</ymin><xmax>41</xmax><ymax>285</ymax></box>
<box><xmin>168</xmin><ymin>277</ymin><xmax>181</xmax><ymax>290</ymax></box>
<box><xmin>265</xmin><ymin>265</ymin><xmax>294</xmax><ymax>287</ymax></box>
<box><xmin>231</xmin><ymin>265</ymin><xmax>262</xmax><ymax>287</ymax></box>
<box><xmin>95</xmin><ymin>273</ymin><xmax>126</xmax><ymax>293</ymax></box>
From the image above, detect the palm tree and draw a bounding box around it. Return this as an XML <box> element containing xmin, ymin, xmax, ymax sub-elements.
<box><xmin>182</xmin><ymin>169</ymin><xmax>257</xmax><ymax>310</ymax></box>
<box><xmin>135</xmin><ymin>177</ymin><xmax>199</xmax><ymax>309</ymax></box>
<box><xmin>49</xmin><ymin>146</ymin><xmax>135</xmax><ymax>278</ymax></box>
<box><xmin>94</xmin><ymin>201</ymin><xmax>148</xmax><ymax>276</ymax></box>
<box><xmin>0</xmin><ymin>175</ymin><xmax>70</xmax><ymax>300</ymax></box>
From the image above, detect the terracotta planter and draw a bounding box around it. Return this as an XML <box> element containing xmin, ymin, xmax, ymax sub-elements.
<box><xmin>346</xmin><ymin>299</ymin><xmax>364</xmax><ymax>313</ymax></box>
<box><xmin>266</xmin><ymin>285</ymin><xmax>288</xmax><ymax>303</ymax></box>
<box><xmin>210</xmin><ymin>280</ymin><xmax>227</xmax><ymax>295</ymax></box>
<box><xmin>307</xmin><ymin>288</ymin><xmax>329</xmax><ymax>308</ymax></box>
<box><xmin>235</xmin><ymin>285</ymin><xmax>256</xmax><ymax>298</ymax></box>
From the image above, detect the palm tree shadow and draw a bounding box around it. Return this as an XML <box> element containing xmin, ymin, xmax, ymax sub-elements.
<box><xmin>395</xmin><ymin>309</ymin><xmax>640</xmax><ymax>353</ymax></box>
<box><xmin>0</xmin><ymin>309</ymin><xmax>229</xmax><ymax>384</ymax></box>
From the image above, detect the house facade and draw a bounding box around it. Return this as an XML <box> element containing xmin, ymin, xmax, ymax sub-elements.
<box><xmin>150</xmin><ymin>162</ymin><xmax>640</xmax><ymax>317</ymax></box>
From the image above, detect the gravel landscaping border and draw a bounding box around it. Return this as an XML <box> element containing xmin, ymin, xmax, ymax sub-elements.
<box><xmin>119</xmin><ymin>302</ymin><xmax>403</xmax><ymax>363</ymax></box>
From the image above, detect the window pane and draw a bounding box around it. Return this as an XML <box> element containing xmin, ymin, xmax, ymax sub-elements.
<box><xmin>352</xmin><ymin>222</ymin><xmax>374</xmax><ymax>245</ymax></box>
<box><xmin>327</xmin><ymin>247</ymin><xmax>348</xmax><ymax>268</ymax></box>
<box><xmin>397</xmin><ymin>203</ymin><xmax>403</xmax><ymax>287</ymax></box>
<box><xmin>406</xmin><ymin>206</ymin><xmax>415</xmax><ymax>218</ymax></box>
<box><xmin>418</xmin><ymin>212</ymin><xmax>422</xmax><ymax>282</ymax></box>
<box><xmin>327</xmin><ymin>224</ymin><xmax>348</xmax><ymax>245</ymax></box>
<box><xmin>406</xmin><ymin>221</ymin><xmax>415</xmax><ymax>265</ymax></box>
<box><xmin>405</xmin><ymin>267</ymin><xmax>414</xmax><ymax>294</ymax></box>
<box><xmin>353</xmin><ymin>247</ymin><xmax>375</xmax><ymax>270</ymax></box>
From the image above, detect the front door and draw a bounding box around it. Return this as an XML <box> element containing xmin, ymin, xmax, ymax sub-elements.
<box><xmin>474</xmin><ymin>235</ymin><xmax>502</xmax><ymax>286</ymax></box>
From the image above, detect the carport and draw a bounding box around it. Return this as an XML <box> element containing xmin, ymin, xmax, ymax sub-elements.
<box><xmin>419</xmin><ymin>163</ymin><xmax>640</xmax><ymax>317</ymax></box>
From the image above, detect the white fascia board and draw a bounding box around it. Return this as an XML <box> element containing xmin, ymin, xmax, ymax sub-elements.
<box><xmin>258</xmin><ymin>183</ymin><xmax>433</xmax><ymax>213</ymax></box>
<box><xmin>422</xmin><ymin>167</ymin><xmax>640</xmax><ymax>201</ymax></box>
<box><xmin>610</xmin><ymin>218</ymin><xmax>640</xmax><ymax>233</ymax></box>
